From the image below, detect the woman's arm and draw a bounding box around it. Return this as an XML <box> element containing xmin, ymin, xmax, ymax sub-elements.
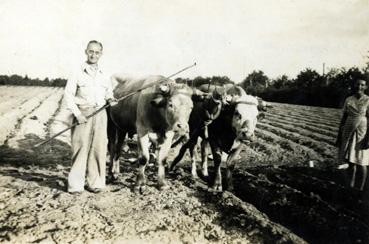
<box><xmin>361</xmin><ymin>105</ymin><xmax>369</xmax><ymax>149</ymax></box>
<box><xmin>335</xmin><ymin>112</ymin><xmax>347</xmax><ymax>147</ymax></box>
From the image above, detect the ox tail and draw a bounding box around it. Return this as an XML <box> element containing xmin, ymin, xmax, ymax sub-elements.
<box><xmin>169</xmin><ymin>128</ymin><xmax>201</xmax><ymax>171</ymax></box>
<box><xmin>169</xmin><ymin>142</ymin><xmax>189</xmax><ymax>171</ymax></box>
<box><xmin>171</xmin><ymin>135</ymin><xmax>186</xmax><ymax>148</ymax></box>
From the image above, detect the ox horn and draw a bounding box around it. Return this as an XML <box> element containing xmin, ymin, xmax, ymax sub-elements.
<box><xmin>159</xmin><ymin>84</ymin><xmax>171</xmax><ymax>95</ymax></box>
<box><xmin>193</xmin><ymin>89</ymin><xmax>209</xmax><ymax>97</ymax></box>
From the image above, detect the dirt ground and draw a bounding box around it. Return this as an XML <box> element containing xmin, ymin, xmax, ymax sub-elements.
<box><xmin>0</xmin><ymin>136</ymin><xmax>305</xmax><ymax>244</ymax></box>
<box><xmin>1</xmin><ymin>87</ymin><xmax>368</xmax><ymax>243</ymax></box>
<box><xmin>1</xmin><ymin>135</ymin><xmax>368</xmax><ymax>243</ymax></box>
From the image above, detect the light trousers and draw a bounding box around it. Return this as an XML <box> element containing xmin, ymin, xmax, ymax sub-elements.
<box><xmin>68</xmin><ymin>108</ymin><xmax>108</xmax><ymax>192</ymax></box>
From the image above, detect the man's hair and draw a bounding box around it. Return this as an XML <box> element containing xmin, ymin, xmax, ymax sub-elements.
<box><xmin>86</xmin><ymin>40</ymin><xmax>103</xmax><ymax>50</ymax></box>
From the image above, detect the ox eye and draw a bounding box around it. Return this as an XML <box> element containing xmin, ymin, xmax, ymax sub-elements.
<box><xmin>234</xmin><ymin>111</ymin><xmax>241</xmax><ymax>119</ymax></box>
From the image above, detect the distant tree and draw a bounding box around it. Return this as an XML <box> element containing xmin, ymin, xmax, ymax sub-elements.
<box><xmin>175</xmin><ymin>77</ymin><xmax>190</xmax><ymax>85</ymax></box>
<box><xmin>0</xmin><ymin>75</ymin><xmax>9</xmax><ymax>85</ymax></box>
<box><xmin>9</xmin><ymin>74</ymin><xmax>23</xmax><ymax>85</ymax></box>
<box><xmin>192</xmin><ymin>76</ymin><xmax>211</xmax><ymax>87</ymax></box>
<box><xmin>270</xmin><ymin>75</ymin><xmax>291</xmax><ymax>89</ymax></box>
<box><xmin>241</xmin><ymin>70</ymin><xmax>269</xmax><ymax>95</ymax></box>
<box><xmin>52</xmin><ymin>78</ymin><xmax>67</xmax><ymax>87</ymax></box>
<box><xmin>294</xmin><ymin>68</ymin><xmax>324</xmax><ymax>90</ymax></box>
<box><xmin>210</xmin><ymin>76</ymin><xmax>233</xmax><ymax>85</ymax></box>
<box><xmin>0</xmin><ymin>74</ymin><xmax>67</xmax><ymax>87</ymax></box>
<box><xmin>177</xmin><ymin>76</ymin><xmax>235</xmax><ymax>88</ymax></box>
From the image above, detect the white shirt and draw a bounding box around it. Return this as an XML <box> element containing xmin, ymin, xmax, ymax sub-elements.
<box><xmin>64</xmin><ymin>62</ymin><xmax>114</xmax><ymax>117</ymax></box>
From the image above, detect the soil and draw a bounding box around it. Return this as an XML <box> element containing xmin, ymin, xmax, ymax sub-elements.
<box><xmin>1</xmin><ymin>87</ymin><xmax>368</xmax><ymax>243</ymax></box>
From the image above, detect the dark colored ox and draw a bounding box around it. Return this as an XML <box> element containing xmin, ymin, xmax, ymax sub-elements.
<box><xmin>170</xmin><ymin>85</ymin><xmax>225</xmax><ymax>177</ymax></box>
<box><xmin>108</xmin><ymin>75</ymin><xmax>198</xmax><ymax>192</ymax></box>
<box><xmin>170</xmin><ymin>85</ymin><xmax>266</xmax><ymax>191</ymax></box>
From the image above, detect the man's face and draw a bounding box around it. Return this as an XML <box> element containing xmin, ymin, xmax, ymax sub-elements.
<box><xmin>85</xmin><ymin>43</ymin><xmax>102</xmax><ymax>65</ymax></box>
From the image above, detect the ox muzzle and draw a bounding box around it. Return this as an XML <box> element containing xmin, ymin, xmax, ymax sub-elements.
<box><xmin>237</xmin><ymin>129</ymin><xmax>255</xmax><ymax>143</ymax></box>
<box><xmin>173</xmin><ymin>122</ymin><xmax>190</xmax><ymax>139</ymax></box>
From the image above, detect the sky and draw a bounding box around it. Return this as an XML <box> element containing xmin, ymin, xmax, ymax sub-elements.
<box><xmin>0</xmin><ymin>0</ymin><xmax>368</xmax><ymax>82</ymax></box>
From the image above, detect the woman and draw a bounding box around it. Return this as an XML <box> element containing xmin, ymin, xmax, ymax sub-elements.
<box><xmin>337</xmin><ymin>79</ymin><xmax>369</xmax><ymax>191</ymax></box>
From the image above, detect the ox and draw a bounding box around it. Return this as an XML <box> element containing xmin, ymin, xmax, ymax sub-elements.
<box><xmin>108</xmin><ymin>75</ymin><xmax>203</xmax><ymax>192</ymax></box>
<box><xmin>170</xmin><ymin>85</ymin><xmax>265</xmax><ymax>191</ymax></box>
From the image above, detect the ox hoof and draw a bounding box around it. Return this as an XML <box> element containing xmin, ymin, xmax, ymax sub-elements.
<box><xmin>211</xmin><ymin>184</ymin><xmax>223</xmax><ymax>192</ymax></box>
<box><xmin>168</xmin><ymin>164</ymin><xmax>176</xmax><ymax>172</ymax></box>
<box><xmin>158</xmin><ymin>182</ymin><xmax>169</xmax><ymax>191</ymax></box>
<box><xmin>191</xmin><ymin>173</ymin><xmax>199</xmax><ymax>179</ymax></box>
<box><xmin>133</xmin><ymin>185</ymin><xmax>146</xmax><ymax>194</ymax></box>
<box><xmin>108</xmin><ymin>173</ymin><xmax>119</xmax><ymax>183</ymax></box>
<box><xmin>227</xmin><ymin>184</ymin><xmax>234</xmax><ymax>192</ymax></box>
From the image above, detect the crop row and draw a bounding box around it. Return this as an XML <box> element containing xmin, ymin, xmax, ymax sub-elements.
<box><xmin>231</xmin><ymin>169</ymin><xmax>369</xmax><ymax>244</ymax></box>
<box><xmin>257</xmin><ymin>123</ymin><xmax>336</xmax><ymax>161</ymax></box>
<box><xmin>0</xmin><ymin>87</ymin><xmax>54</xmax><ymax>116</ymax></box>
<box><xmin>260</xmin><ymin>119</ymin><xmax>335</xmax><ymax>146</ymax></box>
<box><xmin>270</xmin><ymin>108</ymin><xmax>340</xmax><ymax>128</ymax></box>
<box><xmin>6</xmin><ymin>89</ymin><xmax>64</xmax><ymax>148</ymax></box>
<box><xmin>271</xmin><ymin>102</ymin><xmax>341</xmax><ymax>119</ymax></box>
<box><xmin>254</xmin><ymin>128</ymin><xmax>321</xmax><ymax>162</ymax></box>
<box><xmin>0</xmin><ymin>88</ymin><xmax>58</xmax><ymax>145</ymax></box>
<box><xmin>264</xmin><ymin>112</ymin><xmax>338</xmax><ymax>138</ymax></box>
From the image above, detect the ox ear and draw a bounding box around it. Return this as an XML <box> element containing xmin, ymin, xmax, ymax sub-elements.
<box><xmin>191</xmin><ymin>89</ymin><xmax>208</xmax><ymax>102</ymax></box>
<box><xmin>221</xmin><ymin>94</ymin><xmax>233</xmax><ymax>105</ymax></box>
<box><xmin>257</xmin><ymin>98</ymin><xmax>268</xmax><ymax>112</ymax></box>
<box><xmin>150</xmin><ymin>96</ymin><xmax>167</xmax><ymax>107</ymax></box>
<box><xmin>230</xmin><ymin>95</ymin><xmax>242</xmax><ymax>104</ymax></box>
<box><xmin>257</xmin><ymin>112</ymin><xmax>266</xmax><ymax>121</ymax></box>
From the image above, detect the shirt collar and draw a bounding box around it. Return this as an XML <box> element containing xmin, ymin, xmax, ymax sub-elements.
<box><xmin>81</xmin><ymin>62</ymin><xmax>102</xmax><ymax>76</ymax></box>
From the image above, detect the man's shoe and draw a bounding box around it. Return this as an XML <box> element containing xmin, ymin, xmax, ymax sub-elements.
<box><xmin>86</xmin><ymin>186</ymin><xmax>102</xmax><ymax>193</ymax></box>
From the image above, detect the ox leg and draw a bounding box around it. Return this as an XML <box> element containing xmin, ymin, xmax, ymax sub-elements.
<box><xmin>169</xmin><ymin>143</ymin><xmax>188</xmax><ymax>172</ymax></box>
<box><xmin>210</xmin><ymin>143</ymin><xmax>223</xmax><ymax>192</ymax></box>
<box><xmin>157</xmin><ymin>131</ymin><xmax>175</xmax><ymax>190</ymax></box>
<box><xmin>134</xmin><ymin>134</ymin><xmax>150</xmax><ymax>193</ymax></box>
<box><xmin>225</xmin><ymin>145</ymin><xmax>243</xmax><ymax>191</ymax></box>
<box><xmin>107</xmin><ymin>117</ymin><xmax>124</xmax><ymax>182</ymax></box>
<box><xmin>110</xmin><ymin>132</ymin><xmax>126</xmax><ymax>181</ymax></box>
<box><xmin>188</xmin><ymin>139</ymin><xmax>199</xmax><ymax>178</ymax></box>
<box><xmin>200</xmin><ymin>139</ymin><xmax>209</xmax><ymax>177</ymax></box>
<box><xmin>108</xmin><ymin>126</ymin><xmax>117</xmax><ymax>180</ymax></box>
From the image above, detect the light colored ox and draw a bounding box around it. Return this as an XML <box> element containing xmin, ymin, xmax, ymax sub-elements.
<box><xmin>108</xmin><ymin>74</ymin><xmax>198</xmax><ymax>193</ymax></box>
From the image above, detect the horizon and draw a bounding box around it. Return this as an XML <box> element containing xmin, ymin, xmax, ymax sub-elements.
<box><xmin>0</xmin><ymin>0</ymin><xmax>368</xmax><ymax>83</ymax></box>
<box><xmin>1</xmin><ymin>64</ymin><xmax>367</xmax><ymax>83</ymax></box>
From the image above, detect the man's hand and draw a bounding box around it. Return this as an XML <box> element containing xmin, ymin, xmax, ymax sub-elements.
<box><xmin>107</xmin><ymin>98</ymin><xmax>118</xmax><ymax>106</ymax></box>
<box><xmin>76</xmin><ymin>114</ymin><xmax>87</xmax><ymax>124</ymax></box>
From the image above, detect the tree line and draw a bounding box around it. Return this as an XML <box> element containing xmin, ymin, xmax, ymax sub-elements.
<box><xmin>176</xmin><ymin>64</ymin><xmax>369</xmax><ymax>109</ymax></box>
<box><xmin>0</xmin><ymin>74</ymin><xmax>67</xmax><ymax>87</ymax></box>
<box><xmin>240</xmin><ymin>66</ymin><xmax>369</xmax><ymax>108</ymax></box>
<box><xmin>2</xmin><ymin>62</ymin><xmax>369</xmax><ymax>108</ymax></box>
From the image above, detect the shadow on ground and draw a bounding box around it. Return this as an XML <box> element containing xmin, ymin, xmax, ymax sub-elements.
<box><xmin>0</xmin><ymin>133</ymin><xmax>71</xmax><ymax>191</ymax></box>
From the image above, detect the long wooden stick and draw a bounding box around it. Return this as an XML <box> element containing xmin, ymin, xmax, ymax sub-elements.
<box><xmin>34</xmin><ymin>62</ymin><xmax>197</xmax><ymax>148</ymax></box>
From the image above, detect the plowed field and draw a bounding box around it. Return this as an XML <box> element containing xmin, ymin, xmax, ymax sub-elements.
<box><xmin>0</xmin><ymin>86</ymin><xmax>368</xmax><ymax>243</ymax></box>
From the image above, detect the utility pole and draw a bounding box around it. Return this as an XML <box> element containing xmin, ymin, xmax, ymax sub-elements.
<box><xmin>322</xmin><ymin>62</ymin><xmax>328</xmax><ymax>86</ymax></box>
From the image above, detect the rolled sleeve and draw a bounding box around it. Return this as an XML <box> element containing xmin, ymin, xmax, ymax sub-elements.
<box><xmin>104</xmin><ymin>78</ymin><xmax>115</xmax><ymax>101</ymax></box>
<box><xmin>64</xmin><ymin>74</ymin><xmax>82</xmax><ymax>117</ymax></box>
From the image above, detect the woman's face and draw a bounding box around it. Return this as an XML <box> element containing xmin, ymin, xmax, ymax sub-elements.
<box><xmin>354</xmin><ymin>80</ymin><xmax>367</xmax><ymax>95</ymax></box>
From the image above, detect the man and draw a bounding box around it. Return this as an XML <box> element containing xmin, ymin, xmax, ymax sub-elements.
<box><xmin>64</xmin><ymin>40</ymin><xmax>116</xmax><ymax>194</ymax></box>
